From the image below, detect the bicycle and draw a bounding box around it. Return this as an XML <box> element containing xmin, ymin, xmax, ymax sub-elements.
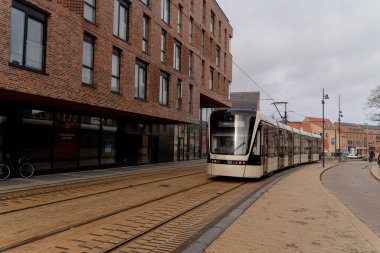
<box><xmin>0</xmin><ymin>154</ymin><xmax>34</xmax><ymax>180</ymax></box>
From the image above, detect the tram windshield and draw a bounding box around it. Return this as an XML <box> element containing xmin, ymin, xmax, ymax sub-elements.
<box><xmin>210</xmin><ymin>111</ymin><xmax>255</xmax><ymax>155</ymax></box>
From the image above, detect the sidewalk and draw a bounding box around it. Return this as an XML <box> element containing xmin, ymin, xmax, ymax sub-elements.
<box><xmin>205</xmin><ymin>163</ymin><xmax>380</xmax><ymax>253</ymax></box>
<box><xmin>371</xmin><ymin>165</ymin><xmax>380</xmax><ymax>181</ymax></box>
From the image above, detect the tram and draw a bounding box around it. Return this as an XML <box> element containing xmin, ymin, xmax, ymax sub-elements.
<box><xmin>207</xmin><ymin>109</ymin><xmax>321</xmax><ymax>178</ymax></box>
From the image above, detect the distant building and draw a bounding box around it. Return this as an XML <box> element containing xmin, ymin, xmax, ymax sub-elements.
<box><xmin>290</xmin><ymin>116</ymin><xmax>380</xmax><ymax>156</ymax></box>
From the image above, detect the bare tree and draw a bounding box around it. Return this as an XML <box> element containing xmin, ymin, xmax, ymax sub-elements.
<box><xmin>368</xmin><ymin>85</ymin><xmax>380</xmax><ymax>121</ymax></box>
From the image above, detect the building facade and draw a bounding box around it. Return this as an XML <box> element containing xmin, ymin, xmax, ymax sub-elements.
<box><xmin>0</xmin><ymin>0</ymin><xmax>233</xmax><ymax>171</ymax></box>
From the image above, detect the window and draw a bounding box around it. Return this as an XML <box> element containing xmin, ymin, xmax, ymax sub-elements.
<box><xmin>209</xmin><ymin>38</ymin><xmax>213</xmax><ymax>57</ymax></box>
<box><xmin>201</xmin><ymin>30</ymin><xmax>205</xmax><ymax>51</ymax></box>
<box><xmin>141</xmin><ymin>0</ymin><xmax>149</xmax><ymax>6</ymax></box>
<box><xmin>135</xmin><ymin>60</ymin><xmax>147</xmax><ymax>100</ymax></box>
<box><xmin>224</xmin><ymin>52</ymin><xmax>227</xmax><ymax>72</ymax></box>
<box><xmin>84</xmin><ymin>0</ymin><xmax>96</xmax><ymax>23</ymax></box>
<box><xmin>225</xmin><ymin>29</ymin><xmax>227</xmax><ymax>48</ymax></box>
<box><xmin>142</xmin><ymin>15</ymin><xmax>149</xmax><ymax>53</ymax></box>
<box><xmin>202</xmin><ymin>0</ymin><xmax>206</xmax><ymax>24</ymax></box>
<box><xmin>217</xmin><ymin>72</ymin><xmax>220</xmax><ymax>93</ymax></box>
<box><xmin>228</xmin><ymin>35</ymin><xmax>232</xmax><ymax>52</ymax></box>
<box><xmin>209</xmin><ymin>67</ymin><xmax>214</xmax><ymax>90</ymax></box>
<box><xmin>202</xmin><ymin>60</ymin><xmax>205</xmax><ymax>80</ymax></box>
<box><xmin>173</xmin><ymin>40</ymin><xmax>181</xmax><ymax>71</ymax></box>
<box><xmin>189</xmin><ymin>17</ymin><xmax>193</xmax><ymax>43</ymax></box>
<box><xmin>161</xmin><ymin>0</ymin><xmax>170</xmax><ymax>23</ymax></box>
<box><xmin>111</xmin><ymin>48</ymin><xmax>121</xmax><ymax>92</ymax></box>
<box><xmin>177</xmin><ymin>5</ymin><xmax>183</xmax><ymax>34</ymax></box>
<box><xmin>176</xmin><ymin>79</ymin><xmax>182</xmax><ymax>110</ymax></box>
<box><xmin>82</xmin><ymin>35</ymin><xmax>94</xmax><ymax>85</ymax></box>
<box><xmin>189</xmin><ymin>51</ymin><xmax>193</xmax><ymax>78</ymax></box>
<box><xmin>160</xmin><ymin>72</ymin><xmax>169</xmax><ymax>106</ymax></box>
<box><xmin>218</xmin><ymin>20</ymin><xmax>221</xmax><ymax>40</ymax></box>
<box><xmin>113</xmin><ymin>0</ymin><xmax>129</xmax><ymax>41</ymax></box>
<box><xmin>210</xmin><ymin>11</ymin><xmax>215</xmax><ymax>33</ymax></box>
<box><xmin>189</xmin><ymin>84</ymin><xmax>193</xmax><ymax>113</ymax></box>
<box><xmin>9</xmin><ymin>1</ymin><xmax>47</xmax><ymax>71</ymax></box>
<box><xmin>216</xmin><ymin>46</ymin><xmax>220</xmax><ymax>67</ymax></box>
<box><xmin>161</xmin><ymin>30</ymin><xmax>166</xmax><ymax>62</ymax></box>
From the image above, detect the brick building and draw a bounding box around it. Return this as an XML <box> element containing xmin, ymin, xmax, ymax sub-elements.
<box><xmin>0</xmin><ymin>0</ymin><xmax>233</xmax><ymax>171</ymax></box>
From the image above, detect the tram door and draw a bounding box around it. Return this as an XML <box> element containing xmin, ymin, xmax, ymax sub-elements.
<box><xmin>279</xmin><ymin>129</ymin><xmax>285</xmax><ymax>169</ymax></box>
<box><xmin>308</xmin><ymin>138</ymin><xmax>312</xmax><ymax>162</ymax></box>
<box><xmin>262</xmin><ymin>124</ymin><xmax>268</xmax><ymax>174</ymax></box>
<box><xmin>288</xmin><ymin>132</ymin><xmax>294</xmax><ymax>166</ymax></box>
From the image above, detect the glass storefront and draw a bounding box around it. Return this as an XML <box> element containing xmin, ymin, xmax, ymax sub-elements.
<box><xmin>0</xmin><ymin>104</ymin><xmax>202</xmax><ymax>171</ymax></box>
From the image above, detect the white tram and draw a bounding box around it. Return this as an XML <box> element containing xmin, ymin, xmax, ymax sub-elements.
<box><xmin>207</xmin><ymin>109</ymin><xmax>321</xmax><ymax>178</ymax></box>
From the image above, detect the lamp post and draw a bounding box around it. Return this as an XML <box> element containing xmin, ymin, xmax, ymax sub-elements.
<box><xmin>365</xmin><ymin>123</ymin><xmax>369</xmax><ymax>166</ymax></box>
<box><xmin>322</xmin><ymin>89</ymin><xmax>329</xmax><ymax>167</ymax></box>
<box><xmin>338</xmin><ymin>95</ymin><xmax>343</xmax><ymax>162</ymax></box>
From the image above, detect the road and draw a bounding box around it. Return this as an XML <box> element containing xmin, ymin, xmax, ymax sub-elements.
<box><xmin>322</xmin><ymin>161</ymin><xmax>380</xmax><ymax>236</ymax></box>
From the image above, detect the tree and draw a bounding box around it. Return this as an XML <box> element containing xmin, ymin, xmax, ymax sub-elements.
<box><xmin>367</xmin><ymin>85</ymin><xmax>380</xmax><ymax>121</ymax></box>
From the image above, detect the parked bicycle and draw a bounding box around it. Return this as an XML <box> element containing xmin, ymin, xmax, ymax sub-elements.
<box><xmin>0</xmin><ymin>154</ymin><xmax>34</xmax><ymax>180</ymax></box>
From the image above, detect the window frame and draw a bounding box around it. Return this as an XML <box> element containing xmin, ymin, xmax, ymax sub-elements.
<box><xmin>111</xmin><ymin>47</ymin><xmax>121</xmax><ymax>93</ymax></box>
<box><xmin>9</xmin><ymin>1</ymin><xmax>47</xmax><ymax>73</ymax></box>
<box><xmin>159</xmin><ymin>71</ymin><xmax>169</xmax><ymax>106</ymax></box>
<box><xmin>173</xmin><ymin>40</ymin><xmax>182</xmax><ymax>71</ymax></box>
<box><xmin>189</xmin><ymin>17</ymin><xmax>194</xmax><ymax>43</ymax></box>
<box><xmin>209</xmin><ymin>67</ymin><xmax>214</xmax><ymax>90</ymax></box>
<box><xmin>82</xmin><ymin>34</ymin><xmax>95</xmax><ymax>86</ymax></box>
<box><xmin>176</xmin><ymin>79</ymin><xmax>183</xmax><ymax>111</ymax></box>
<box><xmin>189</xmin><ymin>84</ymin><xmax>193</xmax><ymax>113</ymax></box>
<box><xmin>177</xmin><ymin>4</ymin><xmax>183</xmax><ymax>34</ymax></box>
<box><xmin>216</xmin><ymin>46</ymin><xmax>220</xmax><ymax>67</ymax></box>
<box><xmin>142</xmin><ymin>15</ymin><xmax>149</xmax><ymax>53</ymax></box>
<box><xmin>161</xmin><ymin>0</ymin><xmax>170</xmax><ymax>24</ymax></box>
<box><xmin>160</xmin><ymin>30</ymin><xmax>166</xmax><ymax>63</ymax></box>
<box><xmin>113</xmin><ymin>0</ymin><xmax>130</xmax><ymax>42</ymax></box>
<box><xmin>140</xmin><ymin>0</ymin><xmax>149</xmax><ymax>6</ymax></box>
<box><xmin>84</xmin><ymin>0</ymin><xmax>96</xmax><ymax>23</ymax></box>
<box><xmin>210</xmin><ymin>11</ymin><xmax>215</xmax><ymax>33</ymax></box>
<box><xmin>189</xmin><ymin>50</ymin><xmax>193</xmax><ymax>78</ymax></box>
<box><xmin>135</xmin><ymin>59</ymin><xmax>148</xmax><ymax>100</ymax></box>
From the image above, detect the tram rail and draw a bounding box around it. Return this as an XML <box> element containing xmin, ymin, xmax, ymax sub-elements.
<box><xmin>0</xmin><ymin>163</ymin><xmax>302</xmax><ymax>253</ymax></box>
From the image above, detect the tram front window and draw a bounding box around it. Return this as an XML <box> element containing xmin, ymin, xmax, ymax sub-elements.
<box><xmin>210</xmin><ymin>112</ymin><xmax>254</xmax><ymax>155</ymax></box>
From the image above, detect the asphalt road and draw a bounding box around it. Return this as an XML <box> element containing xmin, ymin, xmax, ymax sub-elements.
<box><xmin>322</xmin><ymin>161</ymin><xmax>380</xmax><ymax>236</ymax></box>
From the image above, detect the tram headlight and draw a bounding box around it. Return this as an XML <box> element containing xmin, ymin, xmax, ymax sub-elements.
<box><xmin>233</xmin><ymin>161</ymin><xmax>247</xmax><ymax>165</ymax></box>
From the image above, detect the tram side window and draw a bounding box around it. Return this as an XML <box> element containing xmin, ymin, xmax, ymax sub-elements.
<box><xmin>294</xmin><ymin>133</ymin><xmax>300</xmax><ymax>155</ymax></box>
<box><xmin>288</xmin><ymin>132</ymin><xmax>293</xmax><ymax>155</ymax></box>
<box><xmin>251</xmin><ymin>128</ymin><xmax>261</xmax><ymax>155</ymax></box>
<box><xmin>267</xmin><ymin>125</ymin><xmax>278</xmax><ymax>157</ymax></box>
<box><xmin>312</xmin><ymin>138</ymin><xmax>318</xmax><ymax>153</ymax></box>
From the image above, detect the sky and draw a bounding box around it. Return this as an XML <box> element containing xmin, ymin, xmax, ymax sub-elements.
<box><xmin>217</xmin><ymin>0</ymin><xmax>380</xmax><ymax>125</ymax></box>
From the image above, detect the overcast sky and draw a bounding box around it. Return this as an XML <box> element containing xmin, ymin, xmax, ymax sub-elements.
<box><xmin>217</xmin><ymin>0</ymin><xmax>380</xmax><ymax>125</ymax></box>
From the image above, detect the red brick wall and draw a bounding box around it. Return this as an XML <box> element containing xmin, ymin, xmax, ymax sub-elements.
<box><xmin>0</xmin><ymin>0</ymin><xmax>233</xmax><ymax>124</ymax></box>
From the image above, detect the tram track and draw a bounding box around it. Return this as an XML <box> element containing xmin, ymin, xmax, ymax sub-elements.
<box><xmin>0</xmin><ymin>164</ymin><xmax>206</xmax><ymax>200</ymax></box>
<box><xmin>1</xmin><ymin>165</ymin><xmax>300</xmax><ymax>253</ymax></box>
<box><xmin>0</xmin><ymin>170</ymin><xmax>206</xmax><ymax>215</ymax></box>
<box><xmin>0</xmin><ymin>179</ymin><xmax>215</xmax><ymax>252</ymax></box>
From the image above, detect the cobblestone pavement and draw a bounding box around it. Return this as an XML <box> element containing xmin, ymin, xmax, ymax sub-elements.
<box><xmin>322</xmin><ymin>161</ymin><xmax>380</xmax><ymax>236</ymax></box>
<box><xmin>205</xmin><ymin>163</ymin><xmax>380</xmax><ymax>253</ymax></box>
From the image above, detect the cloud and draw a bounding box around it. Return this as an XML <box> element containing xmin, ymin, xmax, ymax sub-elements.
<box><xmin>218</xmin><ymin>0</ymin><xmax>380</xmax><ymax>124</ymax></box>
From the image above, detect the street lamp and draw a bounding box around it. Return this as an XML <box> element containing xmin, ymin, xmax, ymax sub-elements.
<box><xmin>338</xmin><ymin>95</ymin><xmax>343</xmax><ymax>162</ymax></box>
<box><xmin>365</xmin><ymin>123</ymin><xmax>369</xmax><ymax>165</ymax></box>
<box><xmin>322</xmin><ymin>89</ymin><xmax>329</xmax><ymax>167</ymax></box>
